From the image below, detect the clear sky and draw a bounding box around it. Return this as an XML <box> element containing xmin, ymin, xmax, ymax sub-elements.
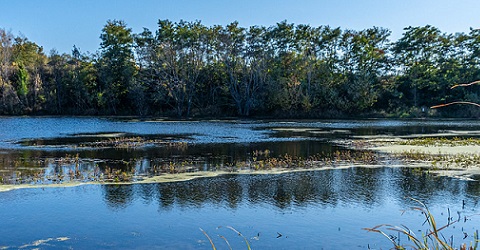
<box><xmin>1</xmin><ymin>0</ymin><xmax>479</xmax><ymax>54</ymax></box>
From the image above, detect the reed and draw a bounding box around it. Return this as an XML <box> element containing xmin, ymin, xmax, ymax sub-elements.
<box><xmin>395</xmin><ymin>150</ymin><xmax>480</xmax><ymax>169</ymax></box>
<box><xmin>78</xmin><ymin>136</ymin><xmax>189</xmax><ymax>150</ymax></box>
<box><xmin>199</xmin><ymin>228</ymin><xmax>217</xmax><ymax>250</ymax></box>
<box><xmin>399</xmin><ymin>137</ymin><xmax>480</xmax><ymax>147</ymax></box>
<box><xmin>364</xmin><ymin>198</ymin><xmax>479</xmax><ymax>250</ymax></box>
<box><xmin>226</xmin><ymin>226</ymin><xmax>252</xmax><ymax>250</ymax></box>
<box><xmin>199</xmin><ymin>226</ymin><xmax>252</xmax><ymax>250</ymax></box>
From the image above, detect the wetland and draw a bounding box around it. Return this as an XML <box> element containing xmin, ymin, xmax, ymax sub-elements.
<box><xmin>1</xmin><ymin>117</ymin><xmax>480</xmax><ymax>249</ymax></box>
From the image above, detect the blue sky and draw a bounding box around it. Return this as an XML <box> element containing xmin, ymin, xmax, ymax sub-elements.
<box><xmin>1</xmin><ymin>0</ymin><xmax>479</xmax><ymax>54</ymax></box>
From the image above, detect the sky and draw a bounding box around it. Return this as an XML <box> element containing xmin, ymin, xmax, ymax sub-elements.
<box><xmin>1</xmin><ymin>0</ymin><xmax>479</xmax><ymax>54</ymax></box>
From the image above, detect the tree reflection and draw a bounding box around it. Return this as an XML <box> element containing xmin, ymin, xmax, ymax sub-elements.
<box><xmin>137</xmin><ymin>183</ymin><xmax>156</xmax><ymax>204</ymax></box>
<box><xmin>339</xmin><ymin>167</ymin><xmax>383</xmax><ymax>206</ymax></box>
<box><xmin>98</xmin><ymin>168</ymin><xmax>478</xmax><ymax>212</ymax></box>
<box><xmin>102</xmin><ymin>184</ymin><xmax>134</xmax><ymax>209</ymax></box>
<box><xmin>157</xmin><ymin>183</ymin><xmax>176</xmax><ymax>208</ymax></box>
<box><xmin>225</xmin><ymin>176</ymin><xmax>243</xmax><ymax>208</ymax></box>
<box><xmin>273</xmin><ymin>178</ymin><xmax>293</xmax><ymax>209</ymax></box>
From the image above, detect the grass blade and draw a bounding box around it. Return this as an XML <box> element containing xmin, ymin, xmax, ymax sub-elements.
<box><xmin>199</xmin><ymin>227</ymin><xmax>217</xmax><ymax>250</ymax></box>
<box><xmin>226</xmin><ymin>226</ymin><xmax>252</xmax><ymax>250</ymax></box>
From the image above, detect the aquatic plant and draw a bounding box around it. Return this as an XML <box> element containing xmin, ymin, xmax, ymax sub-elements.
<box><xmin>0</xmin><ymin>147</ymin><xmax>384</xmax><ymax>186</ymax></box>
<box><xmin>11</xmin><ymin>138</ymin><xmax>480</xmax><ymax>187</ymax></box>
<box><xmin>200</xmin><ymin>228</ymin><xmax>217</xmax><ymax>250</ymax></box>
<box><xmin>247</xmin><ymin>150</ymin><xmax>378</xmax><ymax>171</ymax></box>
<box><xmin>103</xmin><ymin>166</ymin><xmax>135</xmax><ymax>182</ymax></box>
<box><xmin>364</xmin><ymin>198</ymin><xmax>479</xmax><ymax>250</ymax></box>
<box><xmin>77</xmin><ymin>136</ymin><xmax>189</xmax><ymax>150</ymax></box>
<box><xmin>394</xmin><ymin>150</ymin><xmax>480</xmax><ymax>169</ymax></box>
<box><xmin>399</xmin><ymin>137</ymin><xmax>480</xmax><ymax>147</ymax></box>
<box><xmin>199</xmin><ymin>226</ymin><xmax>252</xmax><ymax>250</ymax></box>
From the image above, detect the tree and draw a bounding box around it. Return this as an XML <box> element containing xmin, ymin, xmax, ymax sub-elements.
<box><xmin>12</xmin><ymin>36</ymin><xmax>48</xmax><ymax>113</ymax></box>
<box><xmin>338</xmin><ymin>27</ymin><xmax>391</xmax><ymax>112</ymax></box>
<box><xmin>0</xmin><ymin>28</ymin><xmax>19</xmax><ymax>113</ymax></box>
<box><xmin>216</xmin><ymin>22</ymin><xmax>247</xmax><ymax>115</ymax></box>
<box><xmin>98</xmin><ymin>20</ymin><xmax>137</xmax><ymax>114</ymax></box>
<box><xmin>45</xmin><ymin>49</ymin><xmax>69</xmax><ymax>113</ymax></box>
<box><xmin>4</xmin><ymin>21</ymin><xmax>480</xmax><ymax>118</ymax></box>
<box><xmin>267</xmin><ymin>22</ymin><xmax>303</xmax><ymax>114</ymax></box>
<box><xmin>216</xmin><ymin>22</ymin><xmax>271</xmax><ymax>116</ymax></box>
<box><xmin>156</xmin><ymin>20</ymin><xmax>210</xmax><ymax>117</ymax></box>
<box><xmin>430</xmin><ymin>29</ymin><xmax>480</xmax><ymax>116</ymax></box>
<box><xmin>311</xmin><ymin>26</ymin><xmax>342</xmax><ymax>114</ymax></box>
<box><xmin>54</xmin><ymin>46</ymin><xmax>99</xmax><ymax>114</ymax></box>
<box><xmin>393</xmin><ymin>26</ymin><xmax>443</xmax><ymax>108</ymax></box>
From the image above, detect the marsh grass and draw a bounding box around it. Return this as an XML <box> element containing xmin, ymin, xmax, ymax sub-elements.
<box><xmin>364</xmin><ymin>198</ymin><xmax>479</xmax><ymax>250</ymax></box>
<box><xmin>395</xmin><ymin>150</ymin><xmax>480</xmax><ymax>169</ymax></box>
<box><xmin>246</xmin><ymin>150</ymin><xmax>378</xmax><ymax>171</ymax></box>
<box><xmin>399</xmin><ymin>137</ymin><xmax>480</xmax><ymax>147</ymax></box>
<box><xmin>0</xmin><ymin>149</ymin><xmax>381</xmax><ymax>185</ymax></box>
<box><xmin>200</xmin><ymin>226</ymin><xmax>252</xmax><ymax>250</ymax></box>
<box><xmin>78</xmin><ymin>137</ymin><xmax>189</xmax><ymax>149</ymax></box>
<box><xmin>2</xmin><ymin>142</ymin><xmax>479</xmax><ymax>186</ymax></box>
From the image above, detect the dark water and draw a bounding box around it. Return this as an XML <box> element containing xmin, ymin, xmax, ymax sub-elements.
<box><xmin>1</xmin><ymin>117</ymin><xmax>480</xmax><ymax>249</ymax></box>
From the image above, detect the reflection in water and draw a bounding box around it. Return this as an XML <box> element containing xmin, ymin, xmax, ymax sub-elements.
<box><xmin>2</xmin><ymin>118</ymin><xmax>480</xmax><ymax>248</ymax></box>
<box><xmin>0</xmin><ymin>140</ymin><xmax>340</xmax><ymax>184</ymax></box>
<box><xmin>2</xmin><ymin>167</ymin><xmax>480</xmax><ymax>249</ymax></box>
<box><xmin>100</xmin><ymin>167</ymin><xmax>480</xmax><ymax>210</ymax></box>
<box><xmin>96</xmin><ymin>167</ymin><xmax>480</xmax><ymax>249</ymax></box>
<box><xmin>103</xmin><ymin>184</ymin><xmax>134</xmax><ymax>209</ymax></box>
<box><xmin>2</xmin><ymin>118</ymin><xmax>480</xmax><ymax>186</ymax></box>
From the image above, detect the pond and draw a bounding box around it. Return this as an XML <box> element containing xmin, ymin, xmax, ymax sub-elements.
<box><xmin>1</xmin><ymin>117</ymin><xmax>480</xmax><ymax>249</ymax></box>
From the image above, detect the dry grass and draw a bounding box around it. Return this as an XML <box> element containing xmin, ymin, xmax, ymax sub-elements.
<box><xmin>364</xmin><ymin>198</ymin><xmax>479</xmax><ymax>250</ymax></box>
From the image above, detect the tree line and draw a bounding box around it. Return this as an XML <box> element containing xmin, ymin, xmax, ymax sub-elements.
<box><xmin>1</xmin><ymin>20</ymin><xmax>480</xmax><ymax>118</ymax></box>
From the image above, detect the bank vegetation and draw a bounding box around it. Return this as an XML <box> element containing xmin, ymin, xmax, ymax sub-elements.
<box><xmin>1</xmin><ymin>20</ymin><xmax>480</xmax><ymax>118</ymax></box>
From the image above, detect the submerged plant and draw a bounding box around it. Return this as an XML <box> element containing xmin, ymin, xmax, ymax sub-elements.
<box><xmin>364</xmin><ymin>197</ymin><xmax>479</xmax><ymax>250</ymax></box>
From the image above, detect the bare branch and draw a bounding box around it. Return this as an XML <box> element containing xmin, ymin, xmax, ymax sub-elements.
<box><xmin>431</xmin><ymin>101</ymin><xmax>480</xmax><ymax>109</ymax></box>
<box><xmin>451</xmin><ymin>80</ymin><xmax>480</xmax><ymax>89</ymax></box>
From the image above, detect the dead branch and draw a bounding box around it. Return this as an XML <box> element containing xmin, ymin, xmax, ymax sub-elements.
<box><xmin>451</xmin><ymin>80</ymin><xmax>480</xmax><ymax>89</ymax></box>
<box><xmin>431</xmin><ymin>101</ymin><xmax>480</xmax><ymax>109</ymax></box>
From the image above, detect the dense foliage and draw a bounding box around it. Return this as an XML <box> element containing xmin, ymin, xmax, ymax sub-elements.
<box><xmin>1</xmin><ymin>20</ymin><xmax>480</xmax><ymax>117</ymax></box>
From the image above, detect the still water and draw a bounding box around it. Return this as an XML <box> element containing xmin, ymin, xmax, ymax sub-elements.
<box><xmin>1</xmin><ymin>117</ymin><xmax>480</xmax><ymax>249</ymax></box>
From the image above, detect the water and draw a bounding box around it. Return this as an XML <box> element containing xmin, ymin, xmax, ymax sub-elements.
<box><xmin>1</xmin><ymin>168</ymin><xmax>480</xmax><ymax>249</ymax></box>
<box><xmin>1</xmin><ymin>117</ymin><xmax>480</xmax><ymax>249</ymax></box>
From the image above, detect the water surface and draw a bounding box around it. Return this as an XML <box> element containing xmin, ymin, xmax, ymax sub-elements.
<box><xmin>1</xmin><ymin>117</ymin><xmax>480</xmax><ymax>249</ymax></box>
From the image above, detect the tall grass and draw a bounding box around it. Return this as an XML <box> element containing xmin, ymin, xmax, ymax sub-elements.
<box><xmin>363</xmin><ymin>198</ymin><xmax>479</xmax><ymax>250</ymax></box>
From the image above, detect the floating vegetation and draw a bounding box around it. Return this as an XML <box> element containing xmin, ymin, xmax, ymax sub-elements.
<box><xmin>245</xmin><ymin>150</ymin><xmax>378</xmax><ymax>171</ymax></box>
<box><xmin>4</xmin><ymin>135</ymin><xmax>480</xmax><ymax>188</ymax></box>
<box><xmin>336</xmin><ymin>137</ymin><xmax>480</xmax><ymax>172</ymax></box>
<box><xmin>19</xmin><ymin>133</ymin><xmax>191</xmax><ymax>150</ymax></box>
<box><xmin>0</xmin><ymin>148</ymin><xmax>381</xmax><ymax>187</ymax></box>
<box><xmin>79</xmin><ymin>137</ymin><xmax>189</xmax><ymax>150</ymax></box>
<box><xmin>0</xmin><ymin>143</ymin><xmax>477</xmax><ymax>188</ymax></box>
<box><xmin>394</xmin><ymin>150</ymin><xmax>480</xmax><ymax>169</ymax></box>
<box><xmin>103</xmin><ymin>166</ymin><xmax>135</xmax><ymax>182</ymax></box>
<box><xmin>399</xmin><ymin>137</ymin><xmax>480</xmax><ymax>147</ymax></box>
